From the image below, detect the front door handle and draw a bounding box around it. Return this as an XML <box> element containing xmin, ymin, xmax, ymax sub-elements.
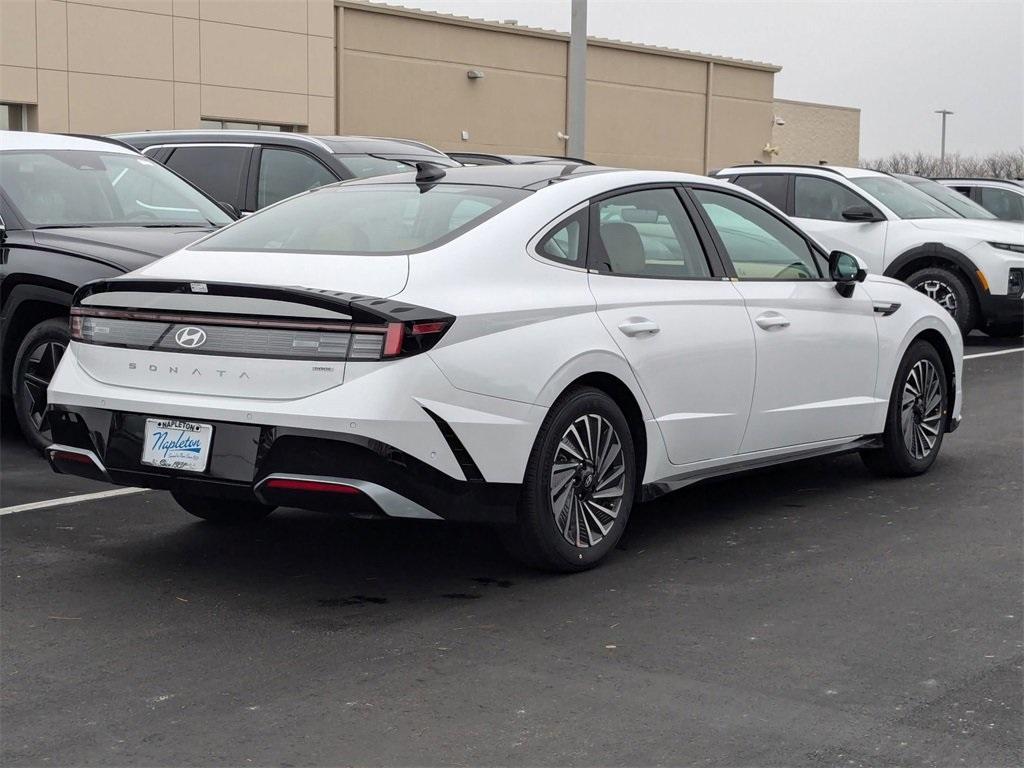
<box><xmin>754</xmin><ymin>312</ymin><xmax>790</xmax><ymax>330</ymax></box>
<box><xmin>618</xmin><ymin>318</ymin><xmax>660</xmax><ymax>337</ymax></box>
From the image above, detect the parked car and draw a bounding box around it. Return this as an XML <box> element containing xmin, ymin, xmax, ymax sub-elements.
<box><xmin>894</xmin><ymin>174</ymin><xmax>999</xmax><ymax>220</ymax></box>
<box><xmin>113</xmin><ymin>131</ymin><xmax>460</xmax><ymax>215</ymax></box>
<box><xmin>715</xmin><ymin>164</ymin><xmax>1024</xmax><ymax>337</ymax></box>
<box><xmin>935</xmin><ymin>178</ymin><xmax>1024</xmax><ymax>222</ymax></box>
<box><xmin>447</xmin><ymin>151</ymin><xmax>593</xmax><ymax>166</ymax></box>
<box><xmin>0</xmin><ymin>130</ymin><xmax>234</xmax><ymax>450</ymax></box>
<box><xmin>47</xmin><ymin>163</ymin><xmax>962</xmax><ymax>571</ymax></box>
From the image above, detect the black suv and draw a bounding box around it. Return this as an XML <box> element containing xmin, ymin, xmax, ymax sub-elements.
<box><xmin>0</xmin><ymin>132</ymin><xmax>234</xmax><ymax>450</ymax></box>
<box><xmin>113</xmin><ymin>131</ymin><xmax>460</xmax><ymax>215</ymax></box>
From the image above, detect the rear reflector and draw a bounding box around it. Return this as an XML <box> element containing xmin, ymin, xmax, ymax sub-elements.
<box><xmin>51</xmin><ymin>450</ymin><xmax>94</xmax><ymax>465</ymax></box>
<box><xmin>262</xmin><ymin>478</ymin><xmax>361</xmax><ymax>495</ymax></box>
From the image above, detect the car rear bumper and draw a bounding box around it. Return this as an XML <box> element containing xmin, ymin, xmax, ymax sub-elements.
<box><xmin>46</xmin><ymin>405</ymin><xmax>520</xmax><ymax>524</ymax></box>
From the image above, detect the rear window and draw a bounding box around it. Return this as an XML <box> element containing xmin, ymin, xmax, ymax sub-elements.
<box><xmin>193</xmin><ymin>183</ymin><xmax>529</xmax><ymax>254</ymax></box>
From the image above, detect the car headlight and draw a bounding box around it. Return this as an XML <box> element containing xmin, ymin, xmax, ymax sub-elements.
<box><xmin>989</xmin><ymin>241</ymin><xmax>1024</xmax><ymax>254</ymax></box>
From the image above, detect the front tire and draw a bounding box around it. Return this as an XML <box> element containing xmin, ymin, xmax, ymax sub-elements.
<box><xmin>906</xmin><ymin>266</ymin><xmax>977</xmax><ymax>336</ymax></box>
<box><xmin>12</xmin><ymin>318</ymin><xmax>69</xmax><ymax>452</ymax></box>
<box><xmin>503</xmin><ymin>387</ymin><xmax>636</xmax><ymax>572</ymax></box>
<box><xmin>861</xmin><ymin>340</ymin><xmax>949</xmax><ymax>477</ymax></box>
<box><xmin>172</xmin><ymin>491</ymin><xmax>275</xmax><ymax>525</ymax></box>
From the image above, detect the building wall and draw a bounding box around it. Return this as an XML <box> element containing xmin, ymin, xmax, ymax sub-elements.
<box><xmin>0</xmin><ymin>0</ymin><xmax>336</xmax><ymax>134</ymax></box>
<box><xmin>771</xmin><ymin>98</ymin><xmax>861</xmax><ymax>166</ymax></box>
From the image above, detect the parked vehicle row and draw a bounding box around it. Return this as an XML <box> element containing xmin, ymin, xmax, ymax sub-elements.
<box><xmin>41</xmin><ymin>158</ymin><xmax>963</xmax><ymax>570</ymax></box>
<box><xmin>714</xmin><ymin>164</ymin><xmax>1024</xmax><ymax>337</ymax></box>
<box><xmin>937</xmin><ymin>177</ymin><xmax>1024</xmax><ymax>222</ymax></box>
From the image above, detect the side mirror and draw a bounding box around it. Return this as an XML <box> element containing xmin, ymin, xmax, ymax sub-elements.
<box><xmin>841</xmin><ymin>205</ymin><xmax>882</xmax><ymax>222</ymax></box>
<box><xmin>829</xmin><ymin>250</ymin><xmax>867</xmax><ymax>298</ymax></box>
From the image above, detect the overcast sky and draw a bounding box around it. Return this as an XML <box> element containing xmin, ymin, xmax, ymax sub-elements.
<box><xmin>385</xmin><ymin>0</ymin><xmax>1024</xmax><ymax>159</ymax></box>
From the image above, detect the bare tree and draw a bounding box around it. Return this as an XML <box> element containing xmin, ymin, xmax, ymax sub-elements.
<box><xmin>862</xmin><ymin>148</ymin><xmax>1024</xmax><ymax>178</ymax></box>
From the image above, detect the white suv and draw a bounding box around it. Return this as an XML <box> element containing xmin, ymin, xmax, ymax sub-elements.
<box><xmin>715</xmin><ymin>165</ymin><xmax>1024</xmax><ymax>337</ymax></box>
<box><xmin>935</xmin><ymin>178</ymin><xmax>1024</xmax><ymax>222</ymax></box>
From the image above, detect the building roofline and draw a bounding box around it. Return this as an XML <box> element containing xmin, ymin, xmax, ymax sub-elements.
<box><xmin>337</xmin><ymin>1</ymin><xmax>782</xmax><ymax>72</ymax></box>
<box><xmin>773</xmin><ymin>97</ymin><xmax>860</xmax><ymax>113</ymax></box>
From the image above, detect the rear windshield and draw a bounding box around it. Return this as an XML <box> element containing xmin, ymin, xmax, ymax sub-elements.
<box><xmin>193</xmin><ymin>183</ymin><xmax>529</xmax><ymax>254</ymax></box>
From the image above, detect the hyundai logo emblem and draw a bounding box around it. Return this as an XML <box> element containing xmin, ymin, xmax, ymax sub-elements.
<box><xmin>174</xmin><ymin>327</ymin><xmax>208</xmax><ymax>349</ymax></box>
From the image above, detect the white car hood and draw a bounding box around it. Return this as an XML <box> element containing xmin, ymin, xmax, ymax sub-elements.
<box><xmin>910</xmin><ymin>218</ymin><xmax>1024</xmax><ymax>244</ymax></box>
<box><xmin>129</xmin><ymin>248</ymin><xmax>410</xmax><ymax>298</ymax></box>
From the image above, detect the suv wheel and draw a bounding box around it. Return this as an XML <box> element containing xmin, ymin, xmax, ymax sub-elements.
<box><xmin>906</xmin><ymin>266</ymin><xmax>977</xmax><ymax>336</ymax></box>
<box><xmin>12</xmin><ymin>318</ymin><xmax>69</xmax><ymax>452</ymax></box>
<box><xmin>502</xmin><ymin>387</ymin><xmax>635</xmax><ymax>572</ymax></box>
<box><xmin>861</xmin><ymin>340</ymin><xmax>949</xmax><ymax>477</ymax></box>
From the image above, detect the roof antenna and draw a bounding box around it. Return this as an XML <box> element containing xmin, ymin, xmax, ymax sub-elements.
<box><xmin>415</xmin><ymin>161</ymin><xmax>447</xmax><ymax>183</ymax></box>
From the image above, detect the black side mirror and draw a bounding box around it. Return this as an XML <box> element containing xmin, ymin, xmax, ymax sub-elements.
<box><xmin>841</xmin><ymin>205</ymin><xmax>881</xmax><ymax>222</ymax></box>
<box><xmin>217</xmin><ymin>201</ymin><xmax>241</xmax><ymax>220</ymax></box>
<box><xmin>829</xmin><ymin>250</ymin><xmax>867</xmax><ymax>298</ymax></box>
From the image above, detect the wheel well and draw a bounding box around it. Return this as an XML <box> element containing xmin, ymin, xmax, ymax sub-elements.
<box><xmin>890</xmin><ymin>256</ymin><xmax>980</xmax><ymax>308</ymax></box>
<box><xmin>913</xmin><ymin>328</ymin><xmax>957</xmax><ymax>414</ymax></box>
<box><xmin>2</xmin><ymin>300</ymin><xmax>69</xmax><ymax>395</ymax></box>
<box><xmin>562</xmin><ymin>372</ymin><xmax>647</xmax><ymax>496</ymax></box>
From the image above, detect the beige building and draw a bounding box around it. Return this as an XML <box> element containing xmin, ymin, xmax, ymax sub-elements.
<box><xmin>0</xmin><ymin>0</ymin><xmax>859</xmax><ymax>173</ymax></box>
<box><xmin>771</xmin><ymin>98</ymin><xmax>862</xmax><ymax>167</ymax></box>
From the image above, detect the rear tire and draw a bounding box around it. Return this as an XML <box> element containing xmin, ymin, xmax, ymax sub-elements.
<box><xmin>12</xmin><ymin>318</ymin><xmax>69</xmax><ymax>452</ymax></box>
<box><xmin>502</xmin><ymin>387</ymin><xmax>635</xmax><ymax>572</ymax></box>
<box><xmin>860</xmin><ymin>340</ymin><xmax>949</xmax><ymax>477</ymax></box>
<box><xmin>172</xmin><ymin>491</ymin><xmax>275</xmax><ymax>525</ymax></box>
<box><xmin>906</xmin><ymin>266</ymin><xmax>977</xmax><ymax>336</ymax></box>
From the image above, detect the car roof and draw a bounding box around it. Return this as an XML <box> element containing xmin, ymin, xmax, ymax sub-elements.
<box><xmin>340</xmin><ymin>163</ymin><xmax>714</xmax><ymax>191</ymax></box>
<box><xmin>934</xmin><ymin>177</ymin><xmax>1024</xmax><ymax>189</ymax></box>
<box><xmin>111</xmin><ymin>130</ymin><xmax>449</xmax><ymax>157</ymax></box>
<box><xmin>717</xmin><ymin>163</ymin><xmax>887</xmax><ymax>180</ymax></box>
<box><xmin>0</xmin><ymin>130</ymin><xmax>137</xmax><ymax>154</ymax></box>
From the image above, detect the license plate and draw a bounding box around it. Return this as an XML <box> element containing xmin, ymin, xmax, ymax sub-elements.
<box><xmin>141</xmin><ymin>419</ymin><xmax>213</xmax><ymax>473</ymax></box>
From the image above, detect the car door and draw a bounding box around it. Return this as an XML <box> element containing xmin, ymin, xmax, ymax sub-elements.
<box><xmin>689</xmin><ymin>185</ymin><xmax>881</xmax><ymax>454</ymax></box>
<box><xmin>789</xmin><ymin>174</ymin><xmax>889</xmax><ymax>274</ymax></box>
<box><xmin>162</xmin><ymin>144</ymin><xmax>252</xmax><ymax>214</ymax></box>
<box><xmin>584</xmin><ymin>186</ymin><xmax>756</xmax><ymax>466</ymax></box>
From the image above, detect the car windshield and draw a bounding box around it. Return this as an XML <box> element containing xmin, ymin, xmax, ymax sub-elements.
<box><xmin>193</xmin><ymin>183</ymin><xmax>529</xmax><ymax>254</ymax></box>
<box><xmin>850</xmin><ymin>176</ymin><xmax>958</xmax><ymax>220</ymax></box>
<box><xmin>903</xmin><ymin>177</ymin><xmax>996</xmax><ymax>219</ymax></box>
<box><xmin>0</xmin><ymin>149</ymin><xmax>232</xmax><ymax>228</ymax></box>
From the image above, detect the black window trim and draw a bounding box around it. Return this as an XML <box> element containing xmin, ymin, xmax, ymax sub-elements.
<box><xmin>682</xmin><ymin>183</ymin><xmax>831</xmax><ymax>282</ymax></box>
<box><xmin>584</xmin><ymin>182</ymin><xmax>728</xmax><ymax>281</ymax></box>
<box><xmin>789</xmin><ymin>172</ymin><xmax>886</xmax><ymax>222</ymax></box>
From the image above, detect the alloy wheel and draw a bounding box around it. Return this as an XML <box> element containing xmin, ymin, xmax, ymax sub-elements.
<box><xmin>21</xmin><ymin>340</ymin><xmax>66</xmax><ymax>438</ymax></box>
<box><xmin>549</xmin><ymin>413</ymin><xmax>626</xmax><ymax>547</ymax></box>
<box><xmin>901</xmin><ymin>359</ymin><xmax>943</xmax><ymax>460</ymax></box>
<box><xmin>916</xmin><ymin>279</ymin><xmax>958</xmax><ymax>316</ymax></box>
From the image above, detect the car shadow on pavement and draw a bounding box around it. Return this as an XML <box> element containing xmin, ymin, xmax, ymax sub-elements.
<box><xmin>97</xmin><ymin>451</ymin><xmax>886</xmax><ymax>606</ymax></box>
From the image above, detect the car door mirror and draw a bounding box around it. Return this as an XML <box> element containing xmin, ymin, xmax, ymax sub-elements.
<box><xmin>841</xmin><ymin>205</ymin><xmax>881</xmax><ymax>222</ymax></box>
<box><xmin>829</xmin><ymin>250</ymin><xmax>867</xmax><ymax>297</ymax></box>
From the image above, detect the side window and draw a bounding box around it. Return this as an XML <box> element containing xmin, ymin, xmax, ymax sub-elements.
<box><xmin>536</xmin><ymin>208</ymin><xmax>587</xmax><ymax>266</ymax></box>
<box><xmin>979</xmin><ymin>187</ymin><xmax>1024</xmax><ymax>221</ymax></box>
<box><xmin>166</xmin><ymin>145</ymin><xmax>250</xmax><ymax>205</ymax></box>
<box><xmin>733</xmin><ymin>174</ymin><xmax>788</xmax><ymax>210</ymax></box>
<box><xmin>793</xmin><ymin>176</ymin><xmax>871</xmax><ymax>221</ymax></box>
<box><xmin>257</xmin><ymin>148</ymin><xmax>337</xmax><ymax>208</ymax></box>
<box><xmin>590</xmin><ymin>188</ymin><xmax>711</xmax><ymax>278</ymax></box>
<box><xmin>692</xmin><ymin>188</ymin><xmax>821</xmax><ymax>280</ymax></box>
<box><xmin>164</xmin><ymin>146</ymin><xmax>248</xmax><ymax>206</ymax></box>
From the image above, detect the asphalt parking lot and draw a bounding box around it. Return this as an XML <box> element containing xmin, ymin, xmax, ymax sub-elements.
<box><xmin>1</xmin><ymin>335</ymin><xmax>1021</xmax><ymax>767</ymax></box>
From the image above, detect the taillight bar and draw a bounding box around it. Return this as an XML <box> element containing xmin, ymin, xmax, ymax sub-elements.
<box><xmin>69</xmin><ymin>307</ymin><xmax>381</xmax><ymax>334</ymax></box>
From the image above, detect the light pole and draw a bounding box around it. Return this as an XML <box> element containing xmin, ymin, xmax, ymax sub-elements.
<box><xmin>935</xmin><ymin>109</ymin><xmax>953</xmax><ymax>171</ymax></box>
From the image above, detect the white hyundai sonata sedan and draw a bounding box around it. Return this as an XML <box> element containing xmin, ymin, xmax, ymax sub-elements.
<box><xmin>46</xmin><ymin>163</ymin><xmax>963</xmax><ymax>571</ymax></box>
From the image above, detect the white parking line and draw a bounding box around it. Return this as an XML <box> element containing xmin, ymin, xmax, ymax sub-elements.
<box><xmin>964</xmin><ymin>347</ymin><xmax>1024</xmax><ymax>360</ymax></box>
<box><xmin>0</xmin><ymin>487</ymin><xmax>150</xmax><ymax>516</ymax></box>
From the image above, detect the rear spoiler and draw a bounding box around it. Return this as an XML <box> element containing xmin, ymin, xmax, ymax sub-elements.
<box><xmin>72</xmin><ymin>278</ymin><xmax>453</xmax><ymax>325</ymax></box>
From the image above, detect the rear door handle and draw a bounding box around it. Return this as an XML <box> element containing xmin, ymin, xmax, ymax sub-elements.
<box><xmin>754</xmin><ymin>312</ymin><xmax>790</xmax><ymax>330</ymax></box>
<box><xmin>618</xmin><ymin>318</ymin><xmax>660</xmax><ymax>337</ymax></box>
